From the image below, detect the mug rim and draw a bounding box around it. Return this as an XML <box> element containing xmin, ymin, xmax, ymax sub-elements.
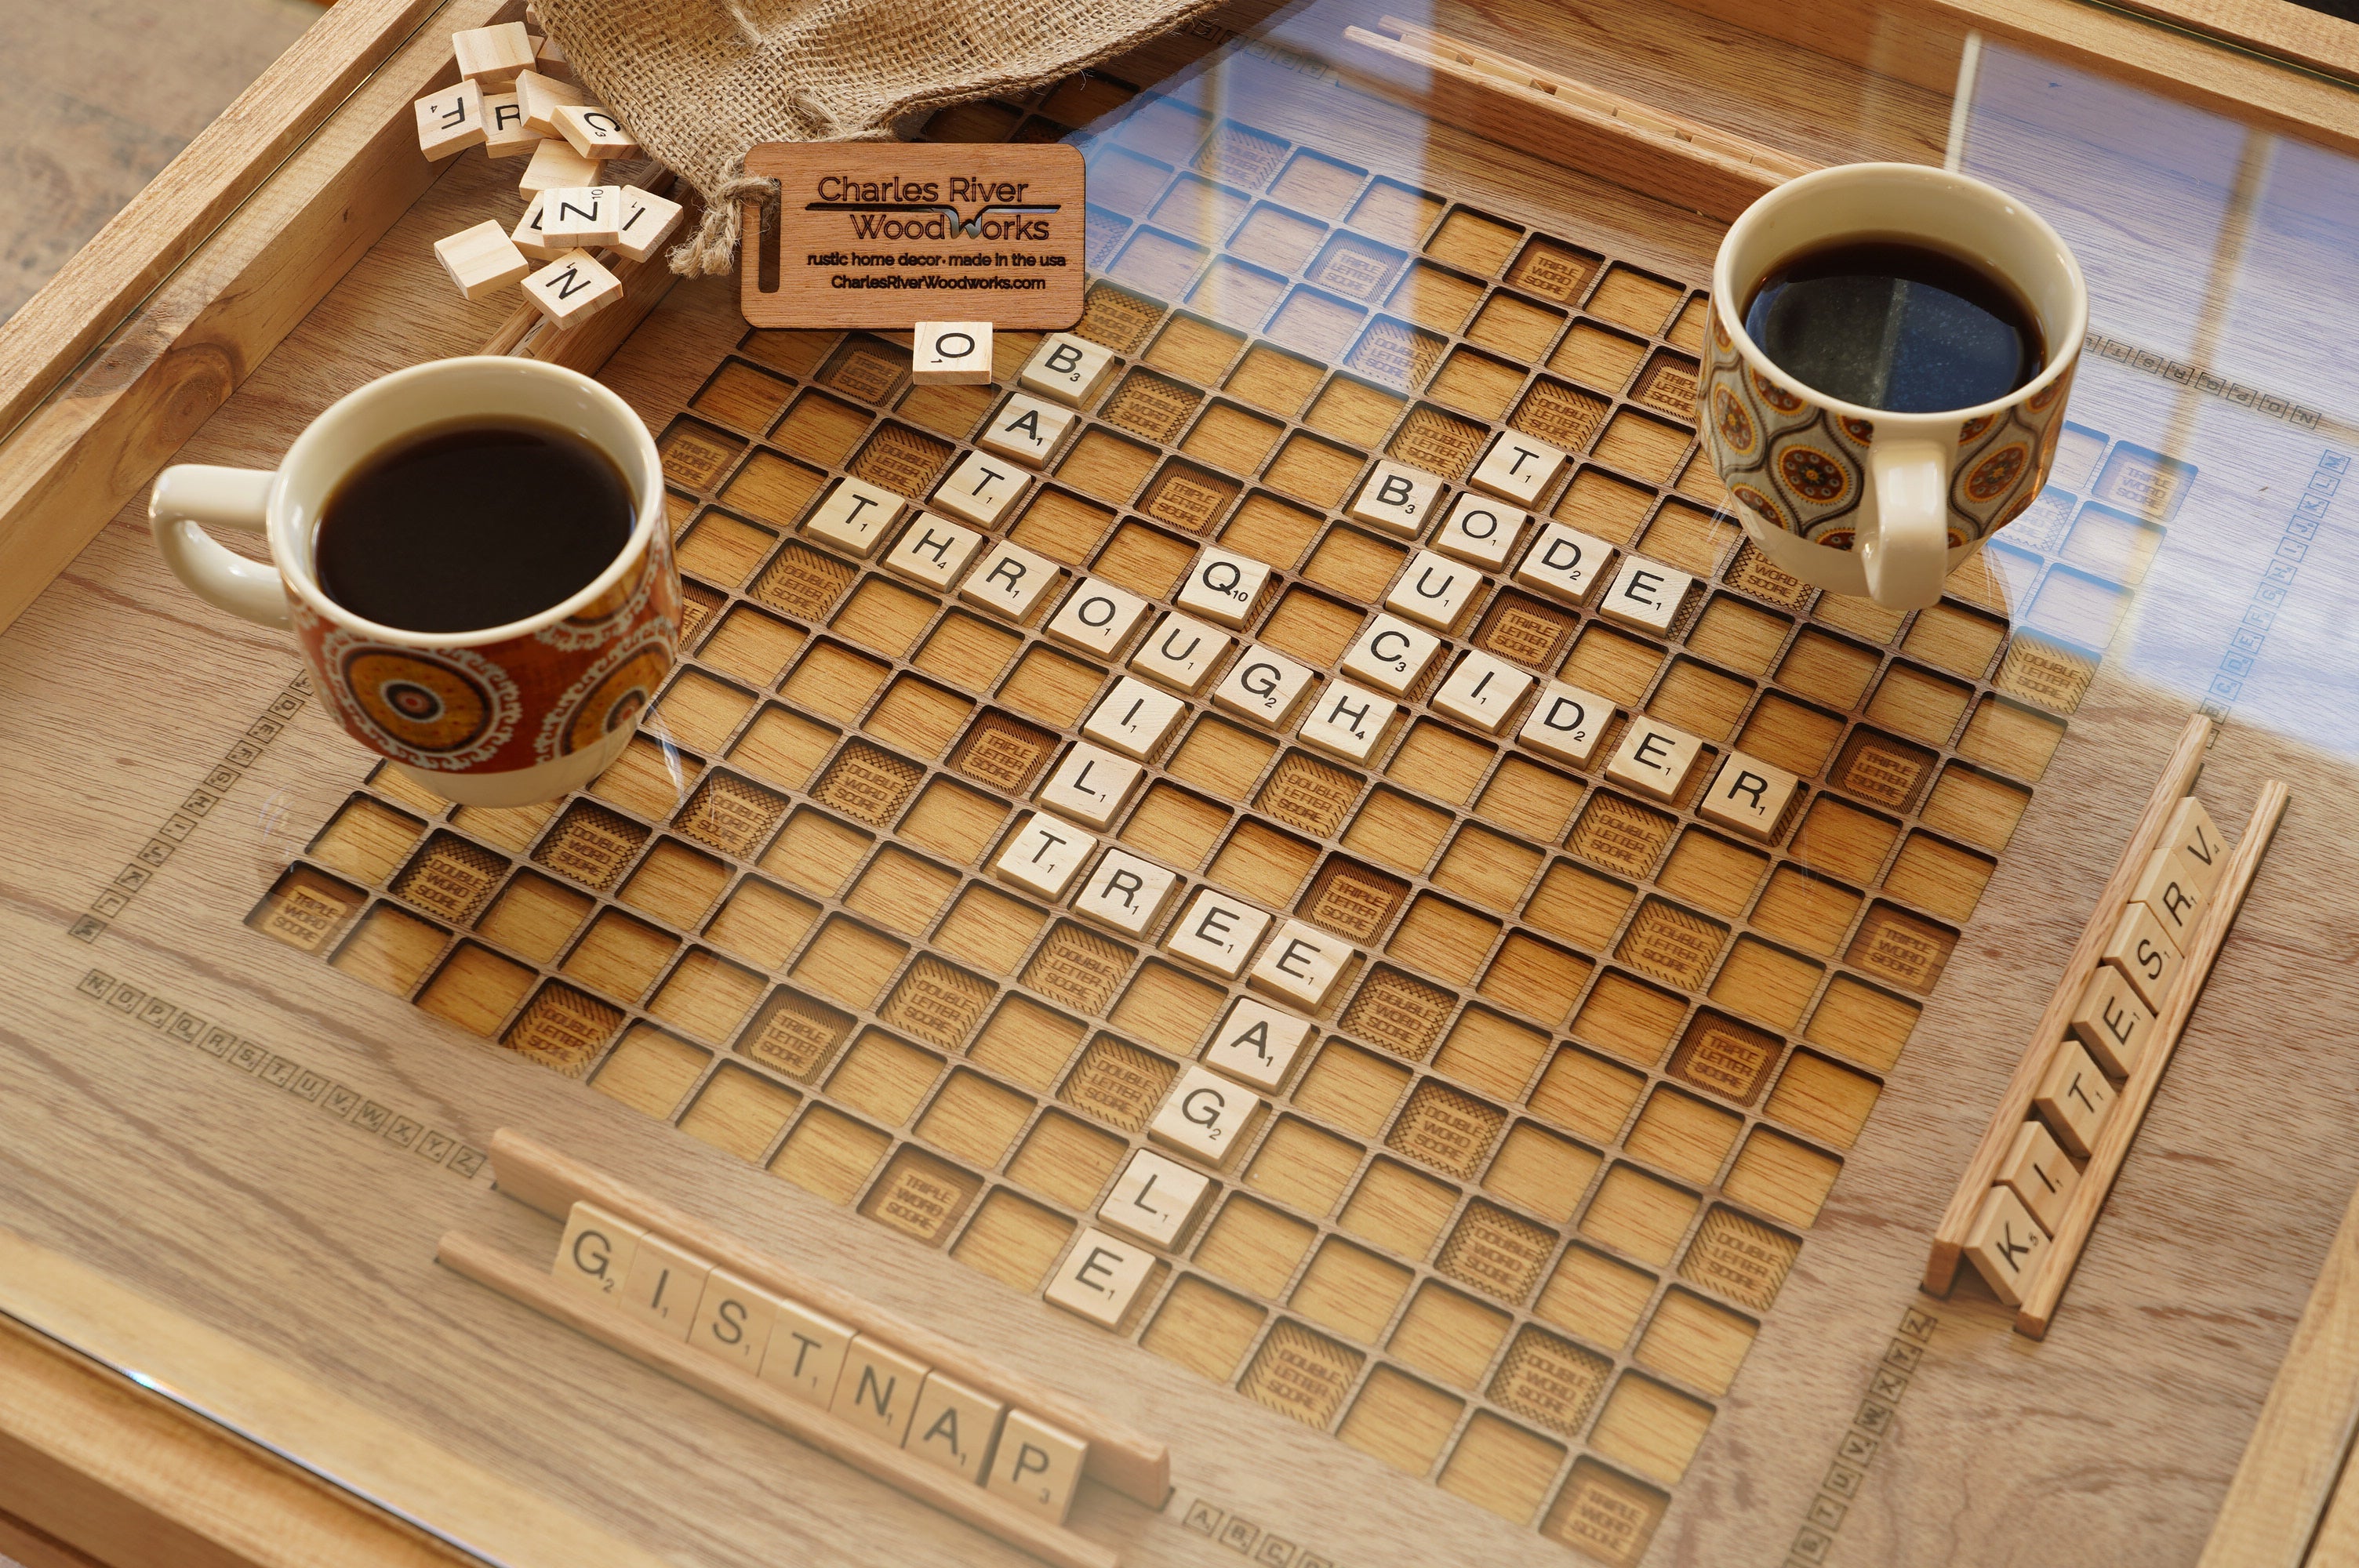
<box><xmin>1710</xmin><ymin>162</ymin><xmax>2089</xmax><ymax>429</ymax></box>
<box><xmin>267</xmin><ymin>356</ymin><xmax>664</xmax><ymax>650</ymax></box>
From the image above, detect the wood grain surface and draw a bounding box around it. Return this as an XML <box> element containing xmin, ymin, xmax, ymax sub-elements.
<box><xmin>0</xmin><ymin>1</ymin><xmax>2355</xmax><ymax>1566</ymax></box>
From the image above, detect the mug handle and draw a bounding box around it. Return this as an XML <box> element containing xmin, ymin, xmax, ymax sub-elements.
<box><xmin>150</xmin><ymin>465</ymin><xmax>291</xmax><ymax>629</ymax></box>
<box><xmin>1863</xmin><ymin>439</ymin><xmax>1950</xmax><ymax>611</ymax></box>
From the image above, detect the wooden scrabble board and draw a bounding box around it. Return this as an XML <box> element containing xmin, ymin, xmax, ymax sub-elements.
<box><xmin>9</xmin><ymin>1</ymin><xmax>2359</xmax><ymax>1566</ymax></box>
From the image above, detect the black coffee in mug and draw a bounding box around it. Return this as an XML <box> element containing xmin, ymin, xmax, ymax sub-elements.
<box><xmin>316</xmin><ymin>419</ymin><xmax>633</xmax><ymax>633</ymax></box>
<box><xmin>1743</xmin><ymin>237</ymin><xmax>2044</xmax><ymax>414</ymax></box>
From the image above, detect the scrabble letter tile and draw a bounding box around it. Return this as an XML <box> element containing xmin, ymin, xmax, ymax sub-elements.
<box><xmin>552</xmin><ymin>1201</ymin><xmax>642</xmax><ymax>1301</ymax></box>
<box><xmin>519</xmin><ymin>136</ymin><xmax>603</xmax><ymax>195</ymax></box>
<box><xmin>1696</xmin><ymin>750</ymin><xmax>1801</xmax><ymax>841</ymax></box>
<box><xmin>1996</xmin><ymin>1120</ymin><xmax>2081</xmax><ymax>1236</ymax></box>
<box><xmin>906</xmin><ymin>1372</ymin><xmax>1005</xmax><ymax>1481</ymax></box>
<box><xmin>553</xmin><ymin>103</ymin><xmax>642</xmax><ymax>161</ymax></box>
<box><xmin>1605</xmin><ymin>717</ymin><xmax>1705</xmax><ymax>802</ymax></box>
<box><xmin>515</xmin><ymin>67</ymin><xmax>586</xmax><ymax>136</ymax></box>
<box><xmin>1130</xmin><ymin>611</ymin><xmax>1232</xmax><ymax>695</ymax></box>
<box><xmin>1297</xmin><ymin>678</ymin><xmax>1399</xmax><ymax>764</ymax></box>
<box><xmin>688</xmin><ymin>1268</ymin><xmax>776</xmax><ymax>1373</ymax></box>
<box><xmin>1081</xmin><ymin>677</ymin><xmax>1186</xmax><ymax>759</ymax></box>
<box><xmin>612</xmin><ymin>185</ymin><xmax>688</xmax><ymax>264</ymax></box>
<box><xmin>1019</xmin><ymin>332</ymin><xmax>1116</xmax><ymax>406</ymax></box>
<box><xmin>805</xmin><ymin>476</ymin><xmax>904</xmax><ymax>559</ymax></box>
<box><xmin>913</xmin><ymin>322</ymin><xmax>994</xmax><ymax>385</ymax></box>
<box><xmin>1099</xmin><ymin>1149</ymin><xmax>1214</xmax><ymax>1248</ymax></box>
<box><xmin>1431</xmin><ymin>649</ymin><xmax>1534</xmax><ymax>735</ymax></box>
<box><xmin>1599</xmin><ymin>554</ymin><xmax>1694</xmax><ymax>634</ymax></box>
<box><xmin>2101</xmin><ymin>900</ymin><xmax>2183</xmax><ymax>1013</ymax></box>
<box><xmin>1384</xmin><ymin>549</ymin><xmax>1479</xmax><ymax>631</ymax></box>
<box><xmin>987</xmin><ymin>1409</ymin><xmax>1087</xmax><ymax>1523</ymax></box>
<box><xmin>1248</xmin><ymin>918</ymin><xmax>1354</xmax><ymax>1011</ymax></box>
<box><xmin>1434</xmin><ymin>492</ymin><xmax>1528</xmax><ymax>571</ymax></box>
<box><xmin>1149</xmin><ymin>1062</ymin><xmax>1263</xmax><ymax>1167</ymax></box>
<box><xmin>2034</xmin><ymin>1040</ymin><xmax>2117</xmax><ymax>1158</ymax></box>
<box><xmin>434</xmin><ymin>220</ymin><xmax>530</xmax><ymax>301</ymax></box>
<box><xmin>522</xmin><ymin>249</ymin><xmax>622</xmax><ymax>328</ymax></box>
<box><xmin>2128</xmin><ymin>843</ymin><xmax>2207</xmax><ymax>948</ymax></box>
<box><xmin>510</xmin><ymin>192</ymin><xmax>565</xmax><ymax>260</ymax></box>
<box><xmin>619</xmin><ymin>1232</ymin><xmax>711</xmax><ymax>1340</ymax></box>
<box><xmin>1963</xmin><ymin>1182</ymin><xmax>2051</xmax><ymax>1306</ymax></box>
<box><xmin>453</xmin><ymin>20</ymin><xmax>536</xmax><ymax>85</ymax></box>
<box><xmin>1519</xmin><ymin>680</ymin><xmax>1613</xmax><ymax>767</ymax></box>
<box><xmin>1072</xmin><ymin>848</ymin><xmax>1181</xmax><ymax>936</ymax></box>
<box><xmin>2161</xmin><ymin>795</ymin><xmax>2226</xmax><ymax>896</ymax></box>
<box><xmin>758</xmin><ymin>1298</ymin><xmax>854</xmax><ymax>1407</ymax></box>
<box><xmin>977</xmin><ymin>392</ymin><xmax>1078</xmax><ymax>467</ymax></box>
<box><xmin>1045</xmin><ymin>1226</ymin><xmax>1157</xmax><ymax>1327</ymax></box>
<box><xmin>482</xmin><ymin>92</ymin><xmax>540</xmax><ymax>158</ymax></box>
<box><xmin>831</xmin><ymin>1334</ymin><xmax>931</xmax><ymax>1446</ymax></box>
<box><xmin>1212</xmin><ymin>644</ymin><xmax>1315</xmax><ymax>728</ymax></box>
<box><xmin>1039</xmin><ymin>742</ymin><xmax>1144</xmax><ymax>830</ymax></box>
<box><xmin>1339</xmin><ymin>612</ymin><xmax>1442</xmax><ymax>695</ymax></box>
<box><xmin>1177</xmin><ymin>546</ymin><xmax>1273</xmax><ymax>628</ymax></box>
<box><xmin>1164</xmin><ymin>888</ymin><xmax>1270</xmax><ymax>978</ymax></box>
<box><xmin>2068</xmin><ymin>964</ymin><xmax>2155</xmax><ymax>1078</ymax></box>
<box><xmin>537</xmin><ymin>184</ymin><xmax>625</xmax><ymax>249</ymax></box>
<box><xmin>959</xmin><ymin>539</ymin><xmax>1059</xmax><ymax>619</ymax></box>
<box><xmin>1347</xmin><ymin>459</ymin><xmax>1445</xmax><ymax>539</ymax></box>
<box><xmin>881</xmin><ymin>514</ymin><xmax>983</xmax><ymax>589</ymax></box>
<box><xmin>994</xmin><ymin>812</ymin><xmax>1096</xmax><ymax>899</ymax></box>
<box><xmin>932</xmin><ymin>450</ymin><xmax>1028</xmax><ymax>527</ymax></box>
<box><xmin>1045</xmin><ymin>576</ymin><xmax>1150</xmax><ymax>657</ymax></box>
<box><xmin>1201</xmin><ymin>997</ymin><xmax>1315</xmax><ymax>1092</ymax></box>
<box><xmin>1513</xmin><ymin>521</ymin><xmax>1616</xmax><ymax>606</ymax></box>
<box><xmin>415</xmin><ymin>81</ymin><xmax>485</xmax><ymax>160</ymax></box>
<box><xmin>1470</xmin><ymin>429</ymin><xmax>1568</xmax><ymax>506</ymax></box>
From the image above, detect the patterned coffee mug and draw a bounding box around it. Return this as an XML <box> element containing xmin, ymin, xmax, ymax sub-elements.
<box><xmin>1703</xmin><ymin>163</ymin><xmax>2088</xmax><ymax>609</ymax></box>
<box><xmin>150</xmin><ymin>358</ymin><xmax>677</xmax><ymax>807</ymax></box>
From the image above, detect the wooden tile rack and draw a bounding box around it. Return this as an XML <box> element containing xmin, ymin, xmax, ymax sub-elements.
<box><xmin>479</xmin><ymin>1127</ymin><xmax>1169</xmax><ymax>1504</ymax></box>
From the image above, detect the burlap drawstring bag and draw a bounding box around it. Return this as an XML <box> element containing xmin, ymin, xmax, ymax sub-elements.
<box><xmin>537</xmin><ymin>0</ymin><xmax>1225</xmax><ymax>275</ymax></box>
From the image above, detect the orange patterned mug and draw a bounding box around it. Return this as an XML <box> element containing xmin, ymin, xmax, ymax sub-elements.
<box><xmin>149</xmin><ymin>358</ymin><xmax>677</xmax><ymax>807</ymax></box>
<box><xmin>1703</xmin><ymin>163</ymin><xmax>2087</xmax><ymax>609</ymax></box>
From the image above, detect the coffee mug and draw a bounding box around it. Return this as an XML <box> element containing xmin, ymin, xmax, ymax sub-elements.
<box><xmin>1703</xmin><ymin>162</ymin><xmax>2088</xmax><ymax>609</ymax></box>
<box><xmin>150</xmin><ymin>358</ymin><xmax>678</xmax><ymax>808</ymax></box>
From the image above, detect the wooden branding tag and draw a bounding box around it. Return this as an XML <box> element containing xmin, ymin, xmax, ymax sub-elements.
<box><xmin>740</xmin><ymin>142</ymin><xmax>1085</xmax><ymax>329</ymax></box>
